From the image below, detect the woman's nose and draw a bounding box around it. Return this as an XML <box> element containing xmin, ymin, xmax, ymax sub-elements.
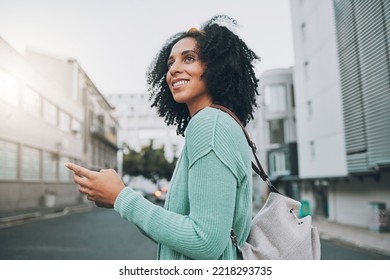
<box><xmin>169</xmin><ymin>61</ymin><xmax>182</xmax><ymax>75</ymax></box>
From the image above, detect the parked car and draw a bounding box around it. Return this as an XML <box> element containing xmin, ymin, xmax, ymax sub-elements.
<box><xmin>126</xmin><ymin>175</ymin><xmax>158</xmax><ymax>200</ymax></box>
<box><xmin>154</xmin><ymin>184</ymin><xmax>169</xmax><ymax>202</ymax></box>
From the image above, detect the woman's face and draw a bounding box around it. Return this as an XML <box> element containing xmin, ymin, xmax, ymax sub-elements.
<box><xmin>166</xmin><ymin>37</ymin><xmax>212</xmax><ymax>116</ymax></box>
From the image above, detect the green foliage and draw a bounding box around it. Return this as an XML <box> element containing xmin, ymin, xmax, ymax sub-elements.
<box><xmin>122</xmin><ymin>141</ymin><xmax>177</xmax><ymax>184</ymax></box>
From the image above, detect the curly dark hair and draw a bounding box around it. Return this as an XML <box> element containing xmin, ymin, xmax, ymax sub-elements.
<box><xmin>147</xmin><ymin>15</ymin><xmax>260</xmax><ymax>136</ymax></box>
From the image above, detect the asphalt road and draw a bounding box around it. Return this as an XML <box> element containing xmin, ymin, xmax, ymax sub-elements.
<box><xmin>0</xmin><ymin>207</ymin><xmax>156</xmax><ymax>260</ymax></box>
<box><xmin>0</xmin><ymin>207</ymin><xmax>389</xmax><ymax>260</ymax></box>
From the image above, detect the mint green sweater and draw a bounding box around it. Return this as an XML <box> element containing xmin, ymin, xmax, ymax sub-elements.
<box><xmin>114</xmin><ymin>107</ymin><xmax>252</xmax><ymax>260</ymax></box>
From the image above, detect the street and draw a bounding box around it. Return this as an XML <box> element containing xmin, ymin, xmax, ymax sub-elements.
<box><xmin>0</xmin><ymin>208</ymin><xmax>156</xmax><ymax>260</ymax></box>
<box><xmin>0</xmin><ymin>207</ymin><xmax>389</xmax><ymax>260</ymax></box>
<box><xmin>320</xmin><ymin>239</ymin><xmax>390</xmax><ymax>260</ymax></box>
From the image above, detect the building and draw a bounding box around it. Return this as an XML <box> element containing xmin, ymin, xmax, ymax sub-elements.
<box><xmin>104</xmin><ymin>93</ymin><xmax>184</xmax><ymax>170</ymax></box>
<box><xmin>0</xmin><ymin>37</ymin><xmax>118</xmax><ymax>211</ymax></box>
<box><xmin>25</xmin><ymin>49</ymin><xmax>119</xmax><ymax>172</ymax></box>
<box><xmin>290</xmin><ymin>0</ymin><xmax>390</xmax><ymax>228</ymax></box>
<box><xmin>248</xmin><ymin>68</ymin><xmax>297</xmax><ymax>210</ymax></box>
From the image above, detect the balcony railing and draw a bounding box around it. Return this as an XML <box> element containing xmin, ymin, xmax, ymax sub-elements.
<box><xmin>90</xmin><ymin>123</ymin><xmax>117</xmax><ymax>148</ymax></box>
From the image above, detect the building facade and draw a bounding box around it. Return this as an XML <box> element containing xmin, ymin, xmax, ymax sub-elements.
<box><xmin>247</xmin><ymin>68</ymin><xmax>297</xmax><ymax>209</ymax></box>
<box><xmin>0</xmin><ymin>38</ymin><xmax>118</xmax><ymax>211</ymax></box>
<box><xmin>290</xmin><ymin>0</ymin><xmax>390</xmax><ymax>228</ymax></box>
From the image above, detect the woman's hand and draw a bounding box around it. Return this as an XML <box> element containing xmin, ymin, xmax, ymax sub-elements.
<box><xmin>64</xmin><ymin>162</ymin><xmax>125</xmax><ymax>208</ymax></box>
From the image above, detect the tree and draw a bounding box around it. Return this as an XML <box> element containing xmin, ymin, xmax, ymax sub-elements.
<box><xmin>122</xmin><ymin>141</ymin><xmax>177</xmax><ymax>185</ymax></box>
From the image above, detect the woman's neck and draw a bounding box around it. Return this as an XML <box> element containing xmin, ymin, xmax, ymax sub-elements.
<box><xmin>187</xmin><ymin>97</ymin><xmax>213</xmax><ymax>117</ymax></box>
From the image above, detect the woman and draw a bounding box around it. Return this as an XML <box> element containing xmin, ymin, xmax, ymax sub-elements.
<box><xmin>65</xmin><ymin>15</ymin><xmax>260</xmax><ymax>260</ymax></box>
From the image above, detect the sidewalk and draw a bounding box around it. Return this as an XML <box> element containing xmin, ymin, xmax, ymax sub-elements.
<box><xmin>0</xmin><ymin>203</ymin><xmax>94</xmax><ymax>229</ymax></box>
<box><xmin>313</xmin><ymin>217</ymin><xmax>390</xmax><ymax>257</ymax></box>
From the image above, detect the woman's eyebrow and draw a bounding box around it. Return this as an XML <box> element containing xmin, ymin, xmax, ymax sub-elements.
<box><xmin>181</xmin><ymin>49</ymin><xmax>197</xmax><ymax>55</ymax></box>
<box><xmin>168</xmin><ymin>49</ymin><xmax>198</xmax><ymax>61</ymax></box>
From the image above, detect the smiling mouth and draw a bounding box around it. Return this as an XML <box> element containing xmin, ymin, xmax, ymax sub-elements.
<box><xmin>172</xmin><ymin>80</ymin><xmax>189</xmax><ymax>89</ymax></box>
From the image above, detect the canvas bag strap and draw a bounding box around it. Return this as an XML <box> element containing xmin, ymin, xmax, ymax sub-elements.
<box><xmin>209</xmin><ymin>104</ymin><xmax>279</xmax><ymax>194</ymax></box>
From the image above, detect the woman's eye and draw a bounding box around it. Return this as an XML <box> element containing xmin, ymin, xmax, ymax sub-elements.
<box><xmin>185</xmin><ymin>56</ymin><xmax>195</xmax><ymax>62</ymax></box>
<box><xmin>167</xmin><ymin>61</ymin><xmax>173</xmax><ymax>69</ymax></box>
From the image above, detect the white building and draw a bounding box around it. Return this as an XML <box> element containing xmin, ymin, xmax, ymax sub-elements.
<box><xmin>290</xmin><ymin>0</ymin><xmax>390</xmax><ymax>229</ymax></box>
<box><xmin>0</xmin><ymin>37</ymin><xmax>118</xmax><ymax>211</ymax></box>
<box><xmin>105</xmin><ymin>93</ymin><xmax>184</xmax><ymax>165</ymax></box>
<box><xmin>248</xmin><ymin>68</ymin><xmax>297</xmax><ymax>210</ymax></box>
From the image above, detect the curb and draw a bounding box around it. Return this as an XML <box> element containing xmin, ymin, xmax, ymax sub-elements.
<box><xmin>0</xmin><ymin>212</ymin><xmax>42</xmax><ymax>223</ymax></box>
<box><xmin>0</xmin><ymin>204</ymin><xmax>94</xmax><ymax>229</ymax></box>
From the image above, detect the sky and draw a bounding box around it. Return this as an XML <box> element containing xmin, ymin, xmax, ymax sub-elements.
<box><xmin>0</xmin><ymin>0</ymin><xmax>294</xmax><ymax>94</ymax></box>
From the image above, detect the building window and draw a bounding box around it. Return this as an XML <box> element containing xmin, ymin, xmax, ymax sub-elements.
<box><xmin>59</xmin><ymin>156</ymin><xmax>71</xmax><ymax>182</ymax></box>
<box><xmin>0</xmin><ymin>139</ymin><xmax>18</xmax><ymax>180</ymax></box>
<box><xmin>307</xmin><ymin>100</ymin><xmax>313</xmax><ymax>119</ymax></box>
<box><xmin>59</xmin><ymin>111</ymin><xmax>71</xmax><ymax>132</ymax></box>
<box><xmin>301</xmin><ymin>22</ymin><xmax>306</xmax><ymax>42</ymax></box>
<box><xmin>88</xmin><ymin>142</ymin><xmax>93</xmax><ymax>165</ymax></box>
<box><xmin>268</xmin><ymin>119</ymin><xmax>285</xmax><ymax>144</ymax></box>
<box><xmin>22</xmin><ymin>86</ymin><xmax>42</xmax><ymax>117</ymax></box>
<box><xmin>304</xmin><ymin>61</ymin><xmax>309</xmax><ymax>80</ymax></box>
<box><xmin>99</xmin><ymin>144</ymin><xmax>105</xmax><ymax>167</ymax></box>
<box><xmin>43</xmin><ymin>99</ymin><xmax>58</xmax><ymax>126</ymax></box>
<box><xmin>71</xmin><ymin>119</ymin><xmax>82</xmax><ymax>136</ymax></box>
<box><xmin>43</xmin><ymin>151</ymin><xmax>58</xmax><ymax>181</ymax></box>
<box><xmin>72</xmin><ymin>63</ymin><xmax>80</xmax><ymax>101</ymax></box>
<box><xmin>264</xmin><ymin>84</ymin><xmax>287</xmax><ymax>112</ymax></box>
<box><xmin>0</xmin><ymin>69</ymin><xmax>19</xmax><ymax>107</ymax></box>
<box><xmin>310</xmin><ymin>141</ymin><xmax>315</xmax><ymax>160</ymax></box>
<box><xmin>291</xmin><ymin>85</ymin><xmax>295</xmax><ymax>108</ymax></box>
<box><xmin>92</xmin><ymin>142</ymin><xmax>98</xmax><ymax>166</ymax></box>
<box><xmin>97</xmin><ymin>114</ymin><xmax>105</xmax><ymax>132</ymax></box>
<box><xmin>269</xmin><ymin>151</ymin><xmax>289</xmax><ymax>177</ymax></box>
<box><xmin>22</xmin><ymin>146</ymin><xmax>40</xmax><ymax>180</ymax></box>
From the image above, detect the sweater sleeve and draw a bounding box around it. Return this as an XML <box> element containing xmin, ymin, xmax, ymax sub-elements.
<box><xmin>114</xmin><ymin>150</ymin><xmax>237</xmax><ymax>259</ymax></box>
